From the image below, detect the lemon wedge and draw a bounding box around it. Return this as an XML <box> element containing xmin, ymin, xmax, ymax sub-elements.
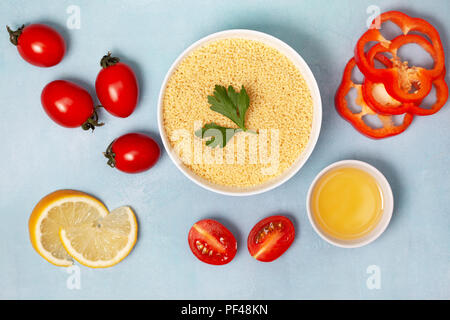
<box><xmin>29</xmin><ymin>190</ymin><xmax>109</xmax><ymax>267</ymax></box>
<box><xmin>60</xmin><ymin>206</ymin><xmax>138</xmax><ymax>268</ymax></box>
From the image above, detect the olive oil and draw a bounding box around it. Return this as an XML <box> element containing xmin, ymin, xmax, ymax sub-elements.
<box><xmin>311</xmin><ymin>167</ymin><xmax>383</xmax><ymax>240</ymax></box>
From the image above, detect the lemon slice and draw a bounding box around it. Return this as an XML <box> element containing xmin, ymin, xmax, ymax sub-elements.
<box><xmin>29</xmin><ymin>190</ymin><xmax>109</xmax><ymax>267</ymax></box>
<box><xmin>60</xmin><ymin>206</ymin><xmax>138</xmax><ymax>268</ymax></box>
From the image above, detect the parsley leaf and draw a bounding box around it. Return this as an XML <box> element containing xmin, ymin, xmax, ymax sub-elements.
<box><xmin>208</xmin><ymin>85</ymin><xmax>250</xmax><ymax>130</ymax></box>
<box><xmin>195</xmin><ymin>123</ymin><xmax>241</xmax><ymax>148</ymax></box>
<box><xmin>197</xmin><ymin>85</ymin><xmax>255</xmax><ymax>148</ymax></box>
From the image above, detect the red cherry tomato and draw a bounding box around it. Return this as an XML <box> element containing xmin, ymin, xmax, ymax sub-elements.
<box><xmin>247</xmin><ymin>215</ymin><xmax>295</xmax><ymax>262</ymax></box>
<box><xmin>7</xmin><ymin>24</ymin><xmax>65</xmax><ymax>67</ymax></box>
<box><xmin>41</xmin><ymin>80</ymin><xmax>102</xmax><ymax>130</ymax></box>
<box><xmin>188</xmin><ymin>219</ymin><xmax>237</xmax><ymax>265</ymax></box>
<box><xmin>95</xmin><ymin>52</ymin><xmax>139</xmax><ymax>118</ymax></box>
<box><xmin>104</xmin><ymin>133</ymin><xmax>160</xmax><ymax>173</ymax></box>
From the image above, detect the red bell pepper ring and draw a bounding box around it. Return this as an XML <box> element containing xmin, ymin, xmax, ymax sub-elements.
<box><xmin>363</xmin><ymin>76</ymin><xmax>448</xmax><ymax>116</ymax></box>
<box><xmin>363</xmin><ymin>40</ymin><xmax>448</xmax><ymax>115</ymax></box>
<box><xmin>336</xmin><ymin>58</ymin><xmax>414</xmax><ymax>139</ymax></box>
<box><xmin>354</xmin><ymin>11</ymin><xmax>445</xmax><ymax>103</ymax></box>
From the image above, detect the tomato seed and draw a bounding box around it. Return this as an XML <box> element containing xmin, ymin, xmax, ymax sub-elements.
<box><xmin>196</xmin><ymin>240</ymin><xmax>204</xmax><ymax>250</ymax></box>
<box><xmin>255</xmin><ymin>222</ymin><xmax>283</xmax><ymax>244</ymax></box>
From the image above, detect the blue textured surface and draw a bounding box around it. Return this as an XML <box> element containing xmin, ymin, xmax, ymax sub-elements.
<box><xmin>0</xmin><ymin>0</ymin><xmax>449</xmax><ymax>299</ymax></box>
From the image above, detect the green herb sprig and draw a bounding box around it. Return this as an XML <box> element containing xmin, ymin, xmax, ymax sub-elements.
<box><xmin>195</xmin><ymin>85</ymin><xmax>256</xmax><ymax>148</ymax></box>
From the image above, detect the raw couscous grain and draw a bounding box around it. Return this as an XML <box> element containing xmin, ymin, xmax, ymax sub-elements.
<box><xmin>162</xmin><ymin>38</ymin><xmax>313</xmax><ymax>188</ymax></box>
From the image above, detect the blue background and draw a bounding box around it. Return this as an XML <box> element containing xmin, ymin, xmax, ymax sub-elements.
<box><xmin>0</xmin><ymin>0</ymin><xmax>449</xmax><ymax>299</ymax></box>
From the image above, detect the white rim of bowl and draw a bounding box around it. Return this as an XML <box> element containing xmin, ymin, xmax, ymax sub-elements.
<box><xmin>157</xmin><ymin>29</ymin><xmax>322</xmax><ymax>196</ymax></box>
<box><xmin>306</xmin><ymin>160</ymin><xmax>394</xmax><ymax>248</ymax></box>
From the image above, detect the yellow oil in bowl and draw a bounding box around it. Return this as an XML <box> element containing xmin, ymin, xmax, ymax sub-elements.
<box><xmin>311</xmin><ymin>167</ymin><xmax>383</xmax><ymax>240</ymax></box>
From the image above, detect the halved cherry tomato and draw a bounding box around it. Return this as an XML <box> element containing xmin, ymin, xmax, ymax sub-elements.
<box><xmin>7</xmin><ymin>24</ymin><xmax>65</xmax><ymax>67</ymax></box>
<box><xmin>95</xmin><ymin>52</ymin><xmax>139</xmax><ymax>118</ymax></box>
<box><xmin>188</xmin><ymin>219</ymin><xmax>237</xmax><ymax>265</ymax></box>
<box><xmin>41</xmin><ymin>80</ymin><xmax>103</xmax><ymax>130</ymax></box>
<box><xmin>247</xmin><ymin>215</ymin><xmax>295</xmax><ymax>262</ymax></box>
<box><xmin>104</xmin><ymin>133</ymin><xmax>160</xmax><ymax>173</ymax></box>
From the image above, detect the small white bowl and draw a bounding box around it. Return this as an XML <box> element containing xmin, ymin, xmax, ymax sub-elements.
<box><xmin>306</xmin><ymin>160</ymin><xmax>394</xmax><ymax>248</ymax></box>
<box><xmin>157</xmin><ymin>29</ymin><xmax>322</xmax><ymax>196</ymax></box>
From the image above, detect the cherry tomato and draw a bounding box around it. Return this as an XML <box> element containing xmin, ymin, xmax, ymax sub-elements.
<box><xmin>95</xmin><ymin>52</ymin><xmax>139</xmax><ymax>118</ymax></box>
<box><xmin>41</xmin><ymin>80</ymin><xmax>103</xmax><ymax>130</ymax></box>
<box><xmin>188</xmin><ymin>219</ymin><xmax>237</xmax><ymax>265</ymax></box>
<box><xmin>7</xmin><ymin>24</ymin><xmax>65</xmax><ymax>67</ymax></box>
<box><xmin>104</xmin><ymin>133</ymin><xmax>160</xmax><ymax>173</ymax></box>
<box><xmin>247</xmin><ymin>215</ymin><xmax>295</xmax><ymax>262</ymax></box>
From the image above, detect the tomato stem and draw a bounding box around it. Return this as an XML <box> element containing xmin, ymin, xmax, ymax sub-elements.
<box><xmin>103</xmin><ymin>141</ymin><xmax>116</xmax><ymax>168</ymax></box>
<box><xmin>100</xmin><ymin>52</ymin><xmax>120</xmax><ymax>68</ymax></box>
<box><xmin>81</xmin><ymin>105</ymin><xmax>104</xmax><ymax>131</ymax></box>
<box><xmin>6</xmin><ymin>24</ymin><xmax>24</xmax><ymax>46</ymax></box>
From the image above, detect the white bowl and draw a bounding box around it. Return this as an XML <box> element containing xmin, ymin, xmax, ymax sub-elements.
<box><xmin>157</xmin><ymin>29</ymin><xmax>322</xmax><ymax>196</ymax></box>
<box><xmin>306</xmin><ymin>160</ymin><xmax>394</xmax><ymax>248</ymax></box>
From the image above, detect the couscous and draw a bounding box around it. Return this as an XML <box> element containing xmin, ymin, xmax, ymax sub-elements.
<box><xmin>162</xmin><ymin>38</ymin><xmax>313</xmax><ymax>187</ymax></box>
